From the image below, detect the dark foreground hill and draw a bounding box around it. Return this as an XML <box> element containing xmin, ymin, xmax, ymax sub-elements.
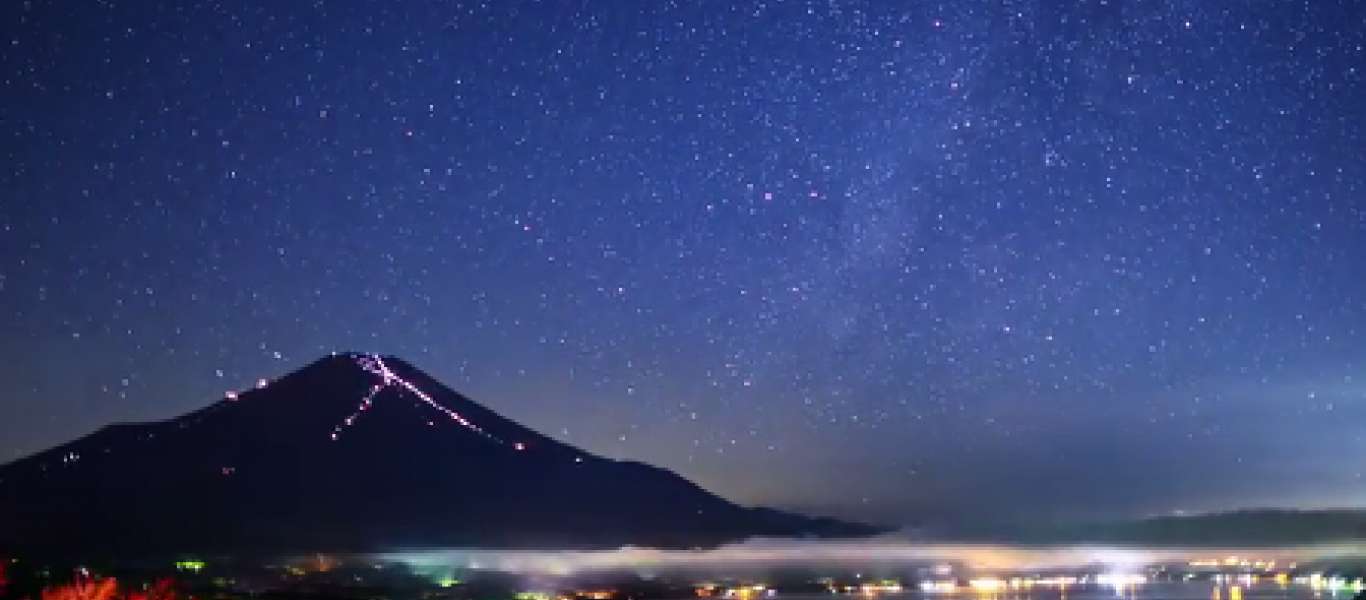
<box><xmin>0</xmin><ymin>353</ymin><xmax>880</xmax><ymax>558</ymax></box>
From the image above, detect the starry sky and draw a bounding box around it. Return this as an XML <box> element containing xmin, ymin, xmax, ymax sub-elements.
<box><xmin>2</xmin><ymin>0</ymin><xmax>1365</xmax><ymax>528</ymax></box>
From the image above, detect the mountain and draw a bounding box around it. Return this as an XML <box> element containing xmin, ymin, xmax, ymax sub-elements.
<box><xmin>0</xmin><ymin>353</ymin><xmax>880</xmax><ymax>558</ymax></box>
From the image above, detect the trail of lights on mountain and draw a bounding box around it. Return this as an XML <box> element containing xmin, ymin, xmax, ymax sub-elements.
<box><xmin>328</xmin><ymin>354</ymin><xmax>502</xmax><ymax>444</ymax></box>
<box><xmin>329</xmin><ymin>382</ymin><xmax>384</xmax><ymax>441</ymax></box>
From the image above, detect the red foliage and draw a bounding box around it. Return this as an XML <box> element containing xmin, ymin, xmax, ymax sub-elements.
<box><xmin>40</xmin><ymin>577</ymin><xmax>119</xmax><ymax>600</ymax></box>
<box><xmin>127</xmin><ymin>578</ymin><xmax>177</xmax><ymax>600</ymax></box>
<box><xmin>39</xmin><ymin>576</ymin><xmax>178</xmax><ymax>600</ymax></box>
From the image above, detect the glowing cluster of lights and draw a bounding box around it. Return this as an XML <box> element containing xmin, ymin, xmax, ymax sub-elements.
<box><xmin>328</xmin><ymin>354</ymin><xmax>504</xmax><ymax>445</ymax></box>
<box><xmin>1293</xmin><ymin>574</ymin><xmax>1366</xmax><ymax>594</ymax></box>
<box><xmin>1192</xmin><ymin>556</ymin><xmax>1281</xmax><ymax>571</ymax></box>
<box><xmin>919</xmin><ymin>580</ymin><xmax>957</xmax><ymax>594</ymax></box>
<box><xmin>1094</xmin><ymin>573</ymin><xmax>1146</xmax><ymax>597</ymax></box>
<box><xmin>720</xmin><ymin>584</ymin><xmax>772</xmax><ymax>598</ymax></box>
<box><xmin>174</xmin><ymin>559</ymin><xmax>206</xmax><ymax>573</ymax></box>
<box><xmin>1094</xmin><ymin>573</ymin><xmax>1146</xmax><ymax>587</ymax></box>
<box><xmin>1028</xmin><ymin>577</ymin><xmax>1078</xmax><ymax>587</ymax></box>
<box><xmin>967</xmin><ymin>578</ymin><xmax>1007</xmax><ymax>593</ymax></box>
<box><xmin>921</xmin><ymin>575</ymin><xmax>1115</xmax><ymax>595</ymax></box>
<box><xmin>858</xmin><ymin>581</ymin><xmax>903</xmax><ymax>595</ymax></box>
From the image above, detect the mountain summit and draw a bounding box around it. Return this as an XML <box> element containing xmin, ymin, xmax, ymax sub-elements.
<box><xmin>0</xmin><ymin>353</ymin><xmax>880</xmax><ymax>557</ymax></box>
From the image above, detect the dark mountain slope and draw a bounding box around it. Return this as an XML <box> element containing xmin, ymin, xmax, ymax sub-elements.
<box><xmin>0</xmin><ymin>353</ymin><xmax>880</xmax><ymax>558</ymax></box>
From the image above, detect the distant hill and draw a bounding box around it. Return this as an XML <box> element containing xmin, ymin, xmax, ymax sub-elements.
<box><xmin>1077</xmin><ymin>509</ymin><xmax>1366</xmax><ymax>545</ymax></box>
<box><xmin>0</xmin><ymin>353</ymin><xmax>881</xmax><ymax>558</ymax></box>
<box><xmin>931</xmin><ymin>509</ymin><xmax>1366</xmax><ymax>545</ymax></box>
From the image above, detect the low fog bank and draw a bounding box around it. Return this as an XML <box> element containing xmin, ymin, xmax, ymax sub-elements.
<box><xmin>375</xmin><ymin>537</ymin><xmax>1366</xmax><ymax>576</ymax></box>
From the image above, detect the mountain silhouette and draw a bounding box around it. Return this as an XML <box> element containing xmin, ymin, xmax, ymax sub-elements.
<box><xmin>0</xmin><ymin>353</ymin><xmax>880</xmax><ymax>558</ymax></box>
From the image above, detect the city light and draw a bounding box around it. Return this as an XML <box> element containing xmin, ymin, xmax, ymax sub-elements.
<box><xmin>172</xmin><ymin>560</ymin><xmax>204</xmax><ymax>573</ymax></box>
<box><xmin>1095</xmin><ymin>573</ymin><xmax>1146</xmax><ymax>587</ymax></box>
<box><xmin>968</xmin><ymin>578</ymin><xmax>1006</xmax><ymax>593</ymax></box>
<box><xmin>919</xmin><ymin>580</ymin><xmax>957</xmax><ymax>594</ymax></box>
<box><xmin>721</xmin><ymin>584</ymin><xmax>770</xmax><ymax>598</ymax></box>
<box><xmin>858</xmin><ymin>580</ymin><xmax>903</xmax><ymax>594</ymax></box>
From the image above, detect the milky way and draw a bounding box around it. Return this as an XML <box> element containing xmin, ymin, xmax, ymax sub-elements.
<box><xmin>1</xmin><ymin>1</ymin><xmax>1364</xmax><ymax>526</ymax></box>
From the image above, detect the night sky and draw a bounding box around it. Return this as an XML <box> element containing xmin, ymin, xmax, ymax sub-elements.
<box><xmin>2</xmin><ymin>0</ymin><xmax>1365</xmax><ymax>527</ymax></box>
